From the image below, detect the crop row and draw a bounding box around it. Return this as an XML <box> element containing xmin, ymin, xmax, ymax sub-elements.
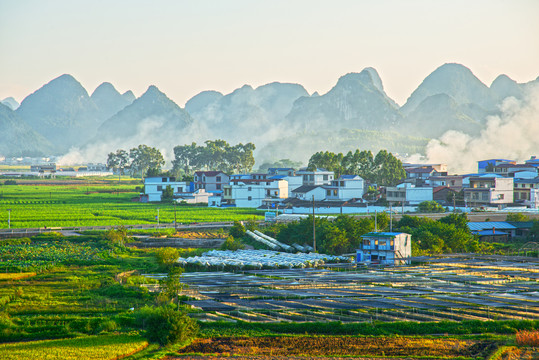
<box><xmin>0</xmin><ymin>334</ymin><xmax>148</xmax><ymax>360</ymax></box>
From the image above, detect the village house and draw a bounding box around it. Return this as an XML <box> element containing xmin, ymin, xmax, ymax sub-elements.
<box><xmin>295</xmin><ymin>168</ymin><xmax>334</xmax><ymax>186</ymax></box>
<box><xmin>194</xmin><ymin>171</ymin><xmax>230</xmax><ymax>193</ymax></box>
<box><xmin>143</xmin><ymin>177</ymin><xmax>192</xmax><ymax>202</ymax></box>
<box><xmin>221</xmin><ymin>179</ymin><xmax>288</xmax><ymax>208</ymax></box>
<box><xmin>323</xmin><ymin>175</ymin><xmax>364</xmax><ymax>201</ymax></box>
<box><xmin>356</xmin><ymin>232</ymin><xmax>412</xmax><ymax>265</ymax></box>
<box><xmin>291</xmin><ymin>185</ymin><xmax>327</xmax><ymax>201</ymax></box>
<box><xmin>463</xmin><ymin>176</ymin><xmax>513</xmax><ymax>207</ymax></box>
<box><xmin>385</xmin><ymin>183</ymin><xmax>433</xmax><ymax>205</ymax></box>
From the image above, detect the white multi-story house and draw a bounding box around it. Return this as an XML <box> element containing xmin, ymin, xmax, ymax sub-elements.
<box><xmin>143</xmin><ymin>177</ymin><xmax>191</xmax><ymax>202</ymax></box>
<box><xmin>194</xmin><ymin>171</ymin><xmax>229</xmax><ymax>193</ymax></box>
<box><xmin>323</xmin><ymin>175</ymin><xmax>364</xmax><ymax>201</ymax></box>
<box><xmin>222</xmin><ymin>179</ymin><xmax>288</xmax><ymax>208</ymax></box>
<box><xmin>269</xmin><ymin>175</ymin><xmax>303</xmax><ymax>195</ymax></box>
<box><xmin>295</xmin><ymin>168</ymin><xmax>334</xmax><ymax>186</ymax></box>
<box><xmin>385</xmin><ymin>183</ymin><xmax>433</xmax><ymax>205</ymax></box>
<box><xmin>356</xmin><ymin>232</ymin><xmax>411</xmax><ymax>265</ymax></box>
<box><xmin>463</xmin><ymin>176</ymin><xmax>513</xmax><ymax>207</ymax></box>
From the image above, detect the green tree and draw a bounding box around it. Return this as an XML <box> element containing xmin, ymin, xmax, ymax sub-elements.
<box><xmin>229</xmin><ymin>221</ymin><xmax>246</xmax><ymax>238</ymax></box>
<box><xmin>155</xmin><ymin>247</ymin><xmax>180</xmax><ymax>269</ymax></box>
<box><xmin>506</xmin><ymin>213</ymin><xmax>530</xmax><ymax>222</ymax></box>
<box><xmin>106</xmin><ymin>149</ymin><xmax>129</xmax><ymax>182</ymax></box>
<box><xmin>161</xmin><ymin>185</ymin><xmax>174</xmax><ymax>202</ymax></box>
<box><xmin>417</xmin><ymin>201</ymin><xmax>446</xmax><ymax>213</ymax></box>
<box><xmin>220</xmin><ymin>236</ymin><xmax>245</xmax><ymax>251</ymax></box>
<box><xmin>135</xmin><ymin>305</ymin><xmax>198</xmax><ymax>346</ymax></box>
<box><xmin>160</xmin><ymin>267</ymin><xmax>184</xmax><ymax>311</ymax></box>
<box><xmin>129</xmin><ymin>144</ymin><xmax>165</xmax><ymax>178</ymax></box>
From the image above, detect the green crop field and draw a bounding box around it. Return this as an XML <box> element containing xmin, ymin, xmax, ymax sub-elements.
<box><xmin>0</xmin><ymin>182</ymin><xmax>264</xmax><ymax>228</ymax></box>
<box><xmin>0</xmin><ymin>334</ymin><xmax>148</xmax><ymax>360</ymax></box>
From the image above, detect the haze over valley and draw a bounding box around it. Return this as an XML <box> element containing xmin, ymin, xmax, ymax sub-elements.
<box><xmin>1</xmin><ymin>63</ymin><xmax>538</xmax><ymax>172</ymax></box>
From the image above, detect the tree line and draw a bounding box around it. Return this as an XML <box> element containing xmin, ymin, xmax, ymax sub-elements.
<box><xmin>262</xmin><ymin>213</ymin><xmax>501</xmax><ymax>256</ymax></box>
<box><xmin>172</xmin><ymin>140</ymin><xmax>255</xmax><ymax>174</ymax></box>
<box><xmin>307</xmin><ymin>149</ymin><xmax>405</xmax><ymax>186</ymax></box>
<box><xmin>106</xmin><ymin>140</ymin><xmax>256</xmax><ymax>179</ymax></box>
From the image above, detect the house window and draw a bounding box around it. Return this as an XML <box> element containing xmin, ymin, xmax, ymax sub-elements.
<box><xmin>216</xmin><ymin>184</ymin><xmax>221</xmax><ymax>190</ymax></box>
<box><xmin>303</xmin><ymin>175</ymin><xmax>308</xmax><ymax>181</ymax></box>
<box><xmin>323</xmin><ymin>175</ymin><xmax>328</xmax><ymax>180</ymax></box>
<box><xmin>248</xmin><ymin>196</ymin><xmax>252</xmax><ymax>201</ymax></box>
<box><xmin>379</xmin><ymin>240</ymin><xmax>386</xmax><ymax>246</ymax></box>
<box><xmin>498</xmin><ymin>194</ymin><xmax>504</xmax><ymax>200</ymax></box>
<box><xmin>327</xmin><ymin>190</ymin><xmax>331</xmax><ymax>196</ymax></box>
<box><xmin>390</xmin><ymin>239</ymin><xmax>394</xmax><ymax>247</ymax></box>
<box><xmin>375</xmin><ymin>239</ymin><xmax>379</xmax><ymax>246</ymax></box>
<box><xmin>162</xmin><ymin>177</ymin><xmax>167</xmax><ymax>182</ymax></box>
<box><xmin>216</xmin><ymin>176</ymin><xmax>221</xmax><ymax>182</ymax></box>
<box><xmin>202</xmin><ymin>176</ymin><xmax>206</xmax><ymax>182</ymax></box>
<box><xmin>333</xmin><ymin>190</ymin><xmax>337</xmax><ymax>196</ymax></box>
<box><xmin>266</xmin><ymin>182</ymin><xmax>270</xmax><ymax>185</ymax></box>
<box><xmin>194</xmin><ymin>176</ymin><xmax>198</xmax><ymax>181</ymax></box>
<box><xmin>363</xmin><ymin>240</ymin><xmax>370</xmax><ymax>246</ymax></box>
<box><xmin>178</xmin><ymin>187</ymin><xmax>183</xmax><ymax>193</ymax></box>
<box><xmin>248</xmin><ymin>187</ymin><xmax>252</xmax><ymax>191</ymax></box>
<box><xmin>157</xmin><ymin>185</ymin><xmax>162</xmax><ymax>191</ymax></box>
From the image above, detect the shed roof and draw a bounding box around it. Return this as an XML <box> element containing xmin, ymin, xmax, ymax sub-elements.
<box><xmin>467</xmin><ymin>222</ymin><xmax>516</xmax><ymax>231</ymax></box>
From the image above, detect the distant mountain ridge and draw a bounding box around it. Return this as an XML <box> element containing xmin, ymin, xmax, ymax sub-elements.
<box><xmin>1</xmin><ymin>64</ymin><xmax>536</xmax><ymax>164</ymax></box>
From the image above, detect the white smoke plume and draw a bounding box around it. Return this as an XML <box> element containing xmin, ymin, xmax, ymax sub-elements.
<box><xmin>419</xmin><ymin>85</ymin><xmax>539</xmax><ymax>173</ymax></box>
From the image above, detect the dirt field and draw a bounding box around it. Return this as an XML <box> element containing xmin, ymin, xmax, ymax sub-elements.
<box><xmin>175</xmin><ymin>336</ymin><xmax>498</xmax><ymax>359</ymax></box>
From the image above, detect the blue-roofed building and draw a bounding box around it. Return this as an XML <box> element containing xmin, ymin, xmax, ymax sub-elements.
<box><xmin>467</xmin><ymin>221</ymin><xmax>517</xmax><ymax>239</ymax></box>
<box><xmin>356</xmin><ymin>232</ymin><xmax>411</xmax><ymax>265</ymax></box>
<box><xmin>477</xmin><ymin>159</ymin><xmax>514</xmax><ymax>173</ymax></box>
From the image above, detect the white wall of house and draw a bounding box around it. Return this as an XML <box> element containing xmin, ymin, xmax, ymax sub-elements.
<box><xmin>293</xmin><ymin>187</ymin><xmax>326</xmax><ymax>201</ymax></box>
<box><xmin>231</xmin><ymin>184</ymin><xmax>267</xmax><ymax>208</ymax></box>
<box><xmin>406</xmin><ymin>187</ymin><xmax>433</xmax><ymax>205</ymax></box>
<box><xmin>325</xmin><ymin>177</ymin><xmax>364</xmax><ymax>201</ymax></box>
<box><xmin>144</xmin><ymin>177</ymin><xmax>190</xmax><ymax>202</ymax></box>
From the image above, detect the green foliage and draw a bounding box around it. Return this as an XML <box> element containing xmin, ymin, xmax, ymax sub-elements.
<box><xmin>220</xmin><ymin>236</ymin><xmax>245</xmax><ymax>251</ymax></box>
<box><xmin>0</xmin><ymin>183</ymin><xmax>265</xmax><ymax>228</ymax></box>
<box><xmin>200</xmin><ymin>319</ymin><xmax>539</xmax><ymax>337</ymax></box>
<box><xmin>155</xmin><ymin>247</ymin><xmax>180</xmax><ymax>269</ymax></box>
<box><xmin>103</xmin><ymin>225</ymin><xmax>128</xmax><ymax>246</ymax></box>
<box><xmin>0</xmin><ymin>237</ymin><xmax>31</xmax><ymax>246</ymax></box>
<box><xmin>4</xmin><ymin>180</ymin><xmax>17</xmax><ymax>185</ymax></box>
<box><xmin>129</xmin><ymin>144</ymin><xmax>165</xmax><ymax>177</ymax></box>
<box><xmin>506</xmin><ymin>212</ymin><xmax>530</xmax><ymax>222</ymax></box>
<box><xmin>271</xmin><ymin>215</ymin><xmax>374</xmax><ymax>255</ymax></box>
<box><xmin>161</xmin><ymin>185</ymin><xmax>174</xmax><ymax>202</ymax></box>
<box><xmin>257</xmin><ymin>159</ymin><xmax>302</xmax><ymax>172</ymax></box>
<box><xmin>395</xmin><ymin>214</ymin><xmax>490</xmax><ymax>255</ymax></box>
<box><xmin>172</xmin><ymin>140</ymin><xmax>255</xmax><ymax>174</ymax></box>
<box><xmin>417</xmin><ymin>201</ymin><xmax>446</xmax><ymax>213</ymax></box>
<box><xmin>159</xmin><ymin>267</ymin><xmax>184</xmax><ymax>310</ymax></box>
<box><xmin>307</xmin><ymin>148</ymin><xmax>405</xmax><ymax>186</ymax></box>
<box><xmin>135</xmin><ymin>305</ymin><xmax>198</xmax><ymax>346</ymax></box>
<box><xmin>229</xmin><ymin>220</ymin><xmax>246</xmax><ymax>238</ymax></box>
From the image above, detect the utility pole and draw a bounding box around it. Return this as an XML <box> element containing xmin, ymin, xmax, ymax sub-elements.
<box><xmin>389</xmin><ymin>202</ymin><xmax>393</xmax><ymax>232</ymax></box>
<box><xmin>157</xmin><ymin>208</ymin><xmax>160</xmax><ymax>226</ymax></box>
<box><xmin>7</xmin><ymin>209</ymin><xmax>11</xmax><ymax>229</ymax></box>
<box><xmin>312</xmin><ymin>195</ymin><xmax>316</xmax><ymax>252</ymax></box>
<box><xmin>174</xmin><ymin>201</ymin><xmax>177</xmax><ymax>231</ymax></box>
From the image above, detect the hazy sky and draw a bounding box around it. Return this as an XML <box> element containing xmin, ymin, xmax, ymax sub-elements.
<box><xmin>1</xmin><ymin>0</ymin><xmax>538</xmax><ymax>106</ymax></box>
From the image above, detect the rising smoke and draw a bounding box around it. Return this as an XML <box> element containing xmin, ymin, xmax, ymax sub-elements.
<box><xmin>417</xmin><ymin>85</ymin><xmax>539</xmax><ymax>173</ymax></box>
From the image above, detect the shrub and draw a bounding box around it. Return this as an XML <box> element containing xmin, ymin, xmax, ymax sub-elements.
<box><xmin>516</xmin><ymin>330</ymin><xmax>539</xmax><ymax>347</ymax></box>
<box><xmin>135</xmin><ymin>305</ymin><xmax>198</xmax><ymax>346</ymax></box>
<box><xmin>229</xmin><ymin>221</ymin><xmax>246</xmax><ymax>238</ymax></box>
<box><xmin>417</xmin><ymin>201</ymin><xmax>446</xmax><ymax>213</ymax></box>
<box><xmin>155</xmin><ymin>247</ymin><xmax>180</xmax><ymax>269</ymax></box>
<box><xmin>4</xmin><ymin>180</ymin><xmax>17</xmax><ymax>185</ymax></box>
<box><xmin>220</xmin><ymin>236</ymin><xmax>245</xmax><ymax>251</ymax></box>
